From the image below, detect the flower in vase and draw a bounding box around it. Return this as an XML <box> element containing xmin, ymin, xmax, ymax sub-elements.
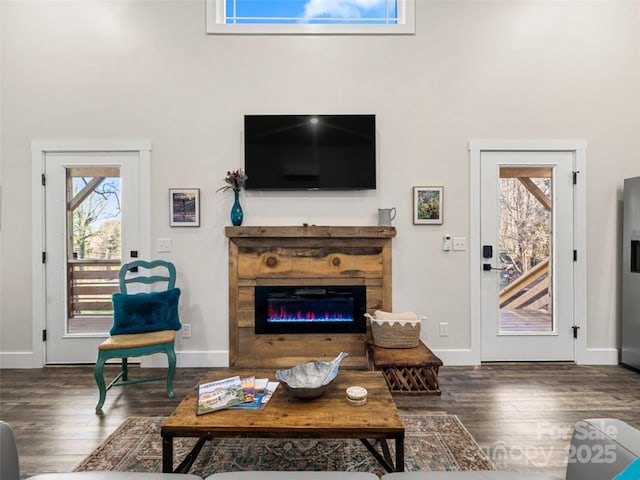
<box><xmin>217</xmin><ymin>169</ymin><xmax>248</xmax><ymax>193</ymax></box>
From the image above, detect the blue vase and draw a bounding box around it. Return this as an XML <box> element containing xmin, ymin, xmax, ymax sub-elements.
<box><xmin>231</xmin><ymin>189</ymin><xmax>243</xmax><ymax>226</ymax></box>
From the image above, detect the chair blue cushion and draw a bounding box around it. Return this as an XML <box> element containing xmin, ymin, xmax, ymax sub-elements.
<box><xmin>110</xmin><ymin>288</ymin><xmax>181</xmax><ymax>335</ymax></box>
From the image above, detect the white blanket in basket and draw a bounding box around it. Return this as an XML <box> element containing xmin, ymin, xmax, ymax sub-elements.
<box><xmin>367</xmin><ymin>310</ymin><xmax>423</xmax><ymax>326</ymax></box>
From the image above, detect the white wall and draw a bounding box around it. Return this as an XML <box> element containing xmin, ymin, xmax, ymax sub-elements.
<box><xmin>1</xmin><ymin>0</ymin><xmax>639</xmax><ymax>367</ymax></box>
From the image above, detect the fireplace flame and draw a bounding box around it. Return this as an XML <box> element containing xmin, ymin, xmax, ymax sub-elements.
<box><xmin>268</xmin><ymin>304</ymin><xmax>350</xmax><ymax>323</ymax></box>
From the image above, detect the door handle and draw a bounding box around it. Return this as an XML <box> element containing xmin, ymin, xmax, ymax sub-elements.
<box><xmin>483</xmin><ymin>263</ymin><xmax>504</xmax><ymax>271</ymax></box>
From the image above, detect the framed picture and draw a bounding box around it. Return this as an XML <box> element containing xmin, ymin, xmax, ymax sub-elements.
<box><xmin>413</xmin><ymin>186</ymin><xmax>444</xmax><ymax>225</ymax></box>
<box><xmin>169</xmin><ymin>188</ymin><xmax>200</xmax><ymax>227</ymax></box>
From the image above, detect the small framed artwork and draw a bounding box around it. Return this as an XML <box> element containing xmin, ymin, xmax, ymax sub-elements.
<box><xmin>169</xmin><ymin>188</ymin><xmax>200</xmax><ymax>227</ymax></box>
<box><xmin>413</xmin><ymin>186</ymin><xmax>444</xmax><ymax>225</ymax></box>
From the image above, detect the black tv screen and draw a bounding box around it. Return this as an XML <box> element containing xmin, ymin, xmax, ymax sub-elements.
<box><xmin>244</xmin><ymin>114</ymin><xmax>376</xmax><ymax>190</ymax></box>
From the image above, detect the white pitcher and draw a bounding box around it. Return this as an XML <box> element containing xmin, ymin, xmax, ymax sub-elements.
<box><xmin>378</xmin><ymin>208</ymin><xmax>397</xmax><ymax>226</ymax></box>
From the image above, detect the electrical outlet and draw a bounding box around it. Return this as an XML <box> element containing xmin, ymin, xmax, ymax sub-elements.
<box><xmin>181</xmin><ymin>323</ymin><xmax>191</xmax><ymax>338</ymax></box>
<box><xmin>157</xmin><ymin>238</ymin><xmax>172</xmax><ymax>253</ymax></box>
<box><xmin>439</xmin><ymin>322</ymin><xmax>449</xmax><ymax>337</ymax></box>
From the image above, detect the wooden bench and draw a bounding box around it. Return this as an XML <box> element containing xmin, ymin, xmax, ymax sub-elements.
<box><xmin>366</xmin><ymin>340</ymin><xmax>442</xmax><ymax>395</ymax></box>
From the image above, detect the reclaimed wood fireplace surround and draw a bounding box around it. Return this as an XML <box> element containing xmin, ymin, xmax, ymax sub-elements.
<box><xmin>225</xmin><ymin>226</ymin><xmax>396</xmax><ymax>368</ymax></box>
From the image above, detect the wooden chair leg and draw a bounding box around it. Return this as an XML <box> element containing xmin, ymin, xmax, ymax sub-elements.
<box><xmin>93</xmin><ymin>354</ymin><xmax>107</xmax><ymax>412</ymax></box>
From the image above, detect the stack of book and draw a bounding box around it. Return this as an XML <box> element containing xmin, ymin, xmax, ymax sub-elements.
<box><xmin>196</xmin><ymin>375</ymin><xmax>279</xmax><ymax>415</ymax></box>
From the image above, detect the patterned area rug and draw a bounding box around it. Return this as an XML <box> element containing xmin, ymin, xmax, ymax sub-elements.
<box><xmin>75</xmin><ymin>415</ymin><xmax>494</xmax><ymax>476</ymax></box>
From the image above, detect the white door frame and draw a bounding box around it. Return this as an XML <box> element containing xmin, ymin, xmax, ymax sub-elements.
<box><xmin>31</xmin><ymin>139</ymin><xmax>151</xmax><ymax>367</ymax></box>
<box><xmin>469</xmin><ymin>140</ymin><xmax>588</xmax><ymax>365</ymax></box>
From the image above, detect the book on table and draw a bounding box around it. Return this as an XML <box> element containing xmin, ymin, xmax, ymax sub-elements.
<box><xmin>196</xmin><ymin>375</ymin><xmax>245</xmax><ymax>415</ymax></box>
<box><xmin>258</xmin><ymin>381</ymin><xmax>279</xmax><ymax>409</ymax></box>
<box><xmin>230</xmin><ymin>378</ymin><xmax>279</xmax><ymax>410</ymax></box>
<box><xmin>197</xmin><ymin>375</ymin><xmax>280</xmax><ymax>414</ymax></box>
<box><xmin>240</xmin><ymin>376</ymin><xmax>256</xmax><ymax>403</ymax></box>
<box><xmin>231</xmin><ymin>376</ymin><xmax>259</xmax><ymax>409</ymax></box>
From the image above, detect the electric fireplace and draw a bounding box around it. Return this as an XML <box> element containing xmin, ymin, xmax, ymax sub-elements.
<box><xmin>254</xmin><ymin>285</ymin><xmax>367</xmax><ymax>334</ymax></box>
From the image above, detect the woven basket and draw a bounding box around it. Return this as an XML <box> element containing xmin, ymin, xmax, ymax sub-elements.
<box><xmin>366</xmin><ymin>311</ymin><xmax>422</xmax><ymax>349</ymax></box>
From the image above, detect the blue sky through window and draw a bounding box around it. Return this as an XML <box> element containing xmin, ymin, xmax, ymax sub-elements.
<box><xmin>225</xmin><ymin>0</ymin><xmax>398</xmax><ymax>24</ymax></box>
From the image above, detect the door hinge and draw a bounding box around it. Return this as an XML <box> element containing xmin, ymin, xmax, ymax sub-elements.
<box><xmin>572</xmin><ymin>171</ymin><xmax>580</xmax><ymax>185</ymax></box>
<box><xmin>42</xmin><ymin>251</ymin><xmax>47</xmax><ymax>264</ymax></box>
<box><xmin>573</xmin><ymin>250</ymin><xmax>577</xmax><ymax>262</ymax></box>
<box><xmin>41</xmin><ymin>173</ymin><xmax>46</xmax><ymax>186</ymax></box>
<box><xmin>572</xmin><ymin>325</ymin><xmax>580</xmax><ymax>339</ymax></box>
<box><xmin>42</xmin><ymin>329</ymin><xmax>47</xmax><ymax>342</ymax></box>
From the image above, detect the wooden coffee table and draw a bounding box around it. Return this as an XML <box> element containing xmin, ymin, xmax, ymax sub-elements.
<box><xmin>161</xmin><ymin>369</ymin><xmax>404</xmax><ymax>474</ymax></box>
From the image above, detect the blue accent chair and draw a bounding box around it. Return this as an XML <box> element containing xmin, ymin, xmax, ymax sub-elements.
<box><xmin>93</xmin><ymin>260</ymin><xmax>181</xmax><ymax>412</ymax></box>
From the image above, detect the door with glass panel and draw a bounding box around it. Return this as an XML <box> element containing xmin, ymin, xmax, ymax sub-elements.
<box><xmin>44</xmin><ymin>152</ymin><xmax>142</xmax><ymax>363</ymax></box>
<box><xmin>480</xmin><ymin>151</ymin><xmax>575</xmax><ymax>361</ymax></box>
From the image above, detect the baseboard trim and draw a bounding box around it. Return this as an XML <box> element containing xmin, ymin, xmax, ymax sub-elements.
<box><xmin>0</xmin><ymin>347</ymin><xmax>620</xmax><ymax>369</ymax></box>
<box><xmin>0</xmin><ymin>352</ymin><xmax>37</xmax><ymax>369</ymax></box>
<box><xmin>428</xmin><ymin>348</ymin><xmax>620</xmax><ymax>366</ymax></box>
<box><xmin>580</xmin><ymin>348</ymin><xmax>619</xmax><ymax>365</ymax></box>
<box><xmin>140</xmin><ymin>350</ymin><xmax>230</xmax><ymax>368</ymax></box>
<box><xmin>430</xmin><ymin>349</ymin><xmax>479</xmax><ymax>366</ymax></box>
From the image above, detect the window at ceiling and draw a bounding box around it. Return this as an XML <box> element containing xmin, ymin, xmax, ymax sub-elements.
<box><xmin>206</xmin><ymin>0</ymin><xmax>415</xmax><ymax>35</ymax></box>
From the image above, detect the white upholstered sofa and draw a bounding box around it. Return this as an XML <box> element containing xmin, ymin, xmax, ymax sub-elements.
<box><xmin>3</xmin><ymin>418</ymin><xmax>638</xmax><ymax>480</ymax></box>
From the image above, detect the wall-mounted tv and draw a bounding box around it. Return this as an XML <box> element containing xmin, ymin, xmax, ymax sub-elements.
<box><xmin>244</xmin><ymin>114</ymin><xmax>376</xmax><ymax>190</ymax></box>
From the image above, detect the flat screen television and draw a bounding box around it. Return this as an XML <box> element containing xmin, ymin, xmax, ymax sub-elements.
<box><xmin>244</xmin><ymin>114</ymin><xmax>376</xmax><ymax>190</ymax></box>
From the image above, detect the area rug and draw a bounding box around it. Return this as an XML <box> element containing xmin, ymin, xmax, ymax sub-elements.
<box><xmin>75</xmin><ymin>415</ymin><xmax>494</xmax><ymax>476</ymax></box>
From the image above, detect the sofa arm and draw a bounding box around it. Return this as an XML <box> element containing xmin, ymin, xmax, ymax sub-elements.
<box><xmin>1</xmin><ymin>422</ymin><xmax>20</xmax><ymax>480</ymax></box>
<box><xmin>565</xmin><ymin>419</ymin><xmax>640</xmax><ymax>480</ymax></box>
<box><xmin>206</xmin><ymin>474</ymin><xmax>380</xmax><ymax>480</ymax></box>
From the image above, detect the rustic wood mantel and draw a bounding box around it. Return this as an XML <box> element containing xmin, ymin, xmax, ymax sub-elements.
<box><xmin>225</xmin><ymin>226</ymin><xmax>396</xmax><ymax>368</ymax></box>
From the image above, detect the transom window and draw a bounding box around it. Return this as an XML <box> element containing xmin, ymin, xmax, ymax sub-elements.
<box><xmin>206</xmin><ymin>0</ymin><xmax>415</xmax><ymax>35</ymax></box>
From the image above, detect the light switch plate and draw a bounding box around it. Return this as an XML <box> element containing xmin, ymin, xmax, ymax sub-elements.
<box><xmin>442</xmin><ymin>234</ymin><xmax>452</xmax><ymax>251</ymax></box>
<box><xmin>453</xmin><ymin>237</ymin><xmax>467</xmax><ymax>251</ymax></box>
<box><xmin>157</xmin><ymin>238</ymin><xmax>172</xmax><ymax>253</ymax></box>
<box><xmin>439</xmin><ymin>322</ymin><xmax>449</xmax><ymax>336</ymax></box>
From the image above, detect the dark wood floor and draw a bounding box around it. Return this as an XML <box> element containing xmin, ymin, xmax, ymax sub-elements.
<box><xmin>1</xmin><ymin>363</ymin><xmax>639</xmax><ymax>479</ymax></box>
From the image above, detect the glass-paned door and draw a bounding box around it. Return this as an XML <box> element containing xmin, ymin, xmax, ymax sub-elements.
<box><xmin>480</xmin><ymin>151</ymin><xmax>575</xmax><ymax>361</ymax></box>
<box><xmin>498</xmin><ymin>167</ymin><xmax>553</xmax><ymax>333</ymax></box>
<box><xmin>44</xmin><ymin>152</ymin><xmax>143</xmax><ymax>363</ymax></box>
<box><xmin>66</xmin><ymin>167</ymin><xmax>121</xmax><ymax>335</ymax></box>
